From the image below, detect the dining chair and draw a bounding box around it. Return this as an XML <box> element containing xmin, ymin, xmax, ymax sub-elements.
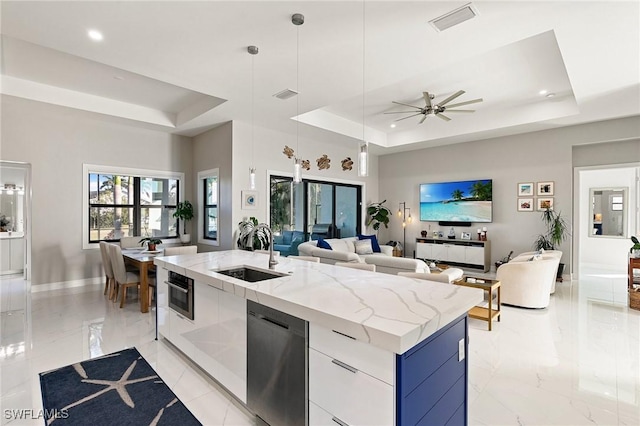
<box><xmin>99</xmin><ymin>242</ymin><xmax>116</xmax><ymax>300</ymax></box>
<box><xmin>108</xmin><ymin>243</ymin><xmax>142</xmax><ymax>308</ymax></box>
<box><xmin>288</xmin><ymin>255</ymin><xmax>320</xmax><ymax>263</ymax></box>
<box><xmin>163</xmin><ymin>245</ymin><xmax>198</xmax><ymax>256</ymax></box>
<box><xmin>334</xmin><ymin>262</ymin><xmax>376</xmax><ymax>272</ymax></box>
<box><xmin>119</xmin><ymin>236</ymin><xmax>142</xmax><ymax>249</ymax></box>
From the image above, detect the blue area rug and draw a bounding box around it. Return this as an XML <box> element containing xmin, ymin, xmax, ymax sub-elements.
<box><xmin>39</xmin><ymin>347</ymin><xmax>201</xmax><ymax>425</ymax></box>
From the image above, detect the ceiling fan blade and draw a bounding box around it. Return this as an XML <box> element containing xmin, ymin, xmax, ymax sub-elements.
<box><xmin>445</xmin><ymin>109</ymin><xmax>475</xmax><ymax>113</ymax></box>
<box><xmin>436</xmin><ymin>113</ymin><xmax>451</xmax><ymax>121</ymax></box>
<box><xmin>419</xmin><ymin>114</ymin><xmax>428</xmax><ymax>124</ymax></box>
<box><xmin>438</xmin><ymin>90</ymin><xmax>465</xmax><ymax>106</ymax></box>
<box><xmin>423</xmin><ymin>92</ymin><xmax>432</xmax><ymax>109</ymax></box>
<box><xmin>392</xmin><ymin>101</ymin><xmax>422</xmax><ymax>109</ymax></box>
<box><xmin>445</xmin><ymin>98</ymin><xmax>483</xmax><ymax>108</ymax></box>
<box><xmin>395</xmin><ymin>113</ymin><xmax>423</xmax><ymax>122</ymax></box>
<box><xmin>384</xmin><ymin>111</ymin><xmax>424</xmax><ymax>114</ymax></box>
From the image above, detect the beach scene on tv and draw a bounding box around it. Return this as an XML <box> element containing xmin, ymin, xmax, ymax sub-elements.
<box><xmin>420</xmin><ymin>179</ymin><xmax>492</xmax><ymax>223</ymax></box>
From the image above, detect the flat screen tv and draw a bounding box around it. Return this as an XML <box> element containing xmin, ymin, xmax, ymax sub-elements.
<box><xmin>420</xmin><ymin>179</ymin><xmax>492</xmax><ymax>223</ymax></box>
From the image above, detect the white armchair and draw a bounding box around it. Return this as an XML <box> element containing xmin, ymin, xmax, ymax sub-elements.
<box><xmin>496</xmin><ymin>257</ymin><xmax>560</xmax><ymax>308</ymax></box>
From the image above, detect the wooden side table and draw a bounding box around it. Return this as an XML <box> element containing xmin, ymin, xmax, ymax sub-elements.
<box><xmin>455</xmin><ymin>277</ymin><xmax>501</xmax><ymax>331</ymax></box>
<box><xmin>629</xmin><ymin>256</ymin><xmax>640</xmax><ymax>311</ymax></box>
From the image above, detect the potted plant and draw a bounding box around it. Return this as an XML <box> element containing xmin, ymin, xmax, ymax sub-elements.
<box><xmin>0</xmin><ymin>215</ymin><xmax>9</xmax><ymax>232</ymax></box>
<box><xmin>533</xmin><ymin>208</ymin><xmax>569</xmax><ymax>279</ymax></box>
<box><xmin>237</xmin><ymin>217</ymin><xmax>269</xmax><ymax>250</ymax></box>
<box><xmin>630</xmin><ymin>236</ymin><xmax>640</xmax><ymax>257</ymax></box>
<box><xmin>173</xmin><ymin>201</ymin><xmax>194</xmax><ymax>244</ymax></box>
<box><xmin>366</xmin><ymin>200</ymin><xmax>391</xmax><ymax>232</ymax></box>
<box><xmin>139</xmin><ymin>237</ymin><xmax>162</xmax><ymax>252</ymax></box>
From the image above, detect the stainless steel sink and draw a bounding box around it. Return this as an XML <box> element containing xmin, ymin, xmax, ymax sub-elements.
<box><xmin>215</xmin><ymin>266</ymin><xmax>287</xmax><ymax>282</ymax></box>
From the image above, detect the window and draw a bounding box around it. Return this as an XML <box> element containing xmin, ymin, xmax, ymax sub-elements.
<box><xmin>269</xmin><ymin>175</ymin><xmax>362</xmax><ymax>241</ymax></box>
<box><xmin>198</xmin><ymin>168</ymin><xmax>219</xmax><ymax>246</ymax></box>
<box><xmin>83</xmin><ymin>165</ymin><xmax>183</xmax><ymax>248</ymax></box>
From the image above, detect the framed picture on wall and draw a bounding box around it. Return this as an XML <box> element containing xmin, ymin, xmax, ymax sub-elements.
<box><xmin>517</xmin><ymin>182</ymin><xmax>534</xmax><ymax>196</ymax></box>
<box><xmin>537</xmin><ymin>181</ymin><xmax>554</xmax><ymax>196</ymax></box>
<box><xmin>538</xmin><ymin>197</ymin><xmax>554</xmax><ymax>211</ymax></box>
<box><xmin>242</xmin><ymin>190</ymin><xmax>258</xmax><ymax>210</ymax></box>
<box><xmin>518</xmin><ymin>198</ymin><xmax>534</xmax><ymax>212</ymax></box>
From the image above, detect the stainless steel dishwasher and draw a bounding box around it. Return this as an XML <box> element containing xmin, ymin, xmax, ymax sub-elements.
<box><xmin>247</xmin><ymin>300</ymin><xmax>308</xmax><ymax>426</ymax></box>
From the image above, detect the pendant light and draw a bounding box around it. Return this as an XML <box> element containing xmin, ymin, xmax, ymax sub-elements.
<box><xmin>292</xmin><ymin>13</ymin><xmax>304</xmax><ymax>184</ymax></box>
<box><xmin>358</xmin><ymin>1</ymin><xmax>369</xmax><ymax>177</ymax></box>
<box><xmin>248</xmin><ymin>45</ymin><xmax>259</xmax><ymax>190</ymax></box>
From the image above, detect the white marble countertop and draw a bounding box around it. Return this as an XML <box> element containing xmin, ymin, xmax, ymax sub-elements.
<box><xmin>154</xmin><ymin>250</ymin><xmax>483</xmax><ymax>354</ymax></box>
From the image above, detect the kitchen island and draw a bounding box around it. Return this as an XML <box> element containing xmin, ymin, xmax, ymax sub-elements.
<box><xmin>155</xmin><ymin>250</ymin><xmax>483</xmax><ymax>425</ymax></box>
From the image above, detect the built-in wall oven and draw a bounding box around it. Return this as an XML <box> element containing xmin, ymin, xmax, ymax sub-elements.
<box><xmin>167</xmin><ymin>271</ymin><xmax>194</xmax><ymax>320</ymax></box>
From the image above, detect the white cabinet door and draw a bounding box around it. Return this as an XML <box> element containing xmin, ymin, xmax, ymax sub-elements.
<box><xmin>416</xmin><ymin>242</ymin><xmax>432</xmax><ymax>260</ymax></box>
<box><xmin>216</xmin><ymin>290</ymin><xmax>247</xmax><ymax>403</ymax></box>
<box><xmin>447</xmin><ymin>244</ymin><xmax>466</xmax><ymax>263</ymax></box>
<box><xmin>310</xmin><ymin>401</ymin><xmax>342</xmax><ymax>426</ymax></box>
<box><xmin>189</xmin><ymin>283</ymin><xmax>221</xmax><ymax>383</ymax></box>
<box><xmin>0</xmin><ymin>239</ymin><xmax>11</xmax><ymax>272</ymax></box>
<box><xmin>170</xmin><ymin>310</ymin><xmax>197</xmax><ymax>360</ymax></box>
<box><xmin>465</xmin><ymin>246</ymin><xmax>485</xmax><ymax>267</ymax></box>
<box><xmin>10</xmin><ymin>238</ymin><xmax>24</xmax><ymax>271</ymax></box>
<box><xmin>431</xmin><ymin>243</ymin><xmax>447</xmax><ymax>261</ymax></box>
<box><xmin>156</xmin><ymin>269</ymin><xmax>170</xmax><ymax>339</ymax></box>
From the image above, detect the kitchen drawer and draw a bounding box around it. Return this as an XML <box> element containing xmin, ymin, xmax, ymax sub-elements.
<box><xmin>309</xmin><ymin>323</ymin><xmax>394</xmax><ymax>385</ymax></box>
<box><xmin>310</xmin><ymin>401</ymin><xmax>350</xmax><ymax>426</ymax></box>
<box><xmin>309</xmin><ymin>348</ymin><xmax>393</xmax><ymax>426</ymax></box>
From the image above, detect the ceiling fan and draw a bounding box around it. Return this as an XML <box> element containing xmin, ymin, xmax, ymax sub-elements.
<box><xmin>385</xmin><ymin>90</ymin><xmax>483</xmax><ymax>124</ymax></box>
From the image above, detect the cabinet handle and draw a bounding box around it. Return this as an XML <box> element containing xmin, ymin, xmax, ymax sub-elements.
<box><xmin>331</xmin><ymin>416</ymin><xmax>349</xmax><ymax>426</ymax></box>
<box><xmin>331</xmin><ymin>359</ymin><xmax>358</xmax><ymax>374</ymax></box>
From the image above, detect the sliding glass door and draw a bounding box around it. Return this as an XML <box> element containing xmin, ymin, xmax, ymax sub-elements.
<box><xmin>269</xmin><ymin>175</ymin><xmax>361</xmax><ymax>242</ymax></box>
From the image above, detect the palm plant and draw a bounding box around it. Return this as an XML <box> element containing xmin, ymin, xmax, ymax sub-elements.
<box><xmin>534</xmin><ymin>208</ymin><xmax>569</xmax><ymax>250</ymax></box>
<box><xmin>451</xmin><ymin>189</ymin><xmax>464</xmax><ymax>200</ymax></box>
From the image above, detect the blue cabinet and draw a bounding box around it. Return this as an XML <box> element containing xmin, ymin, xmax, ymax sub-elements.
<box><xmin>396</xmin><ymin>314</ymin><xmax>468</xmax><ymax>425</ymax></box>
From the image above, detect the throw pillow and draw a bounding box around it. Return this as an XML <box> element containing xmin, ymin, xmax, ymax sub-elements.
<box><xmin>316</xmin><ymin>238</ymin><xmax>332</xmax><ymax>250</ymax></box>
<box><xmin>355</xmin><ymin>239</ymin><xmax>374</xmax><ymax>255</ymax></box>
<box><xmin>357</xmin><ymin>234</ymin><xmax>381</xmax><ymax>253</ymax></box>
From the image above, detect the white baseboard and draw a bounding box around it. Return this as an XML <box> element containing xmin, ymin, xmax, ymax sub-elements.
<box><xmin>31</xmin><ymin>277</ymin><xmax>103</xmax><ymax>293</ymax></box>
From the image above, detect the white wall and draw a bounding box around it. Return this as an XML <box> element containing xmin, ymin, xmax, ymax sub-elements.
<box><xmin>192</xmin><ymin>122</ymin><xmax>234</xmax><ymax>251</ymax></box>
<box><xmin>378</xmin><ymin>117</ymin><xmax>640</xmax><ymax>274</ymax></box>
<box><xmin>577</xmin><ymin>165</ymin><xmax>638</xmax><ymax>270</ymax></box>
<box><xmin>231</xmin><ymin>121</ymin><xmax>379</xmax><ymax>245</ymax></box>
<box><xmin>1</xmin><ymin>95</ymin><xmax>193</xmax><ymax>286</ymax></box>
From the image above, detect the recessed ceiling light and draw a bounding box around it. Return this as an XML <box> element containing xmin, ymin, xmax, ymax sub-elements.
<box><xmin>539</xmin><ymin>90</ymin><xmax>548</xmax><ymax>95</ymax></box>
<box><xmin>390</xmin><ymin>124</ymin><xmax>396</xmax><ymax>128</ymax></box>
<box><xmin>88</xmin><ymin>29</ymin><xmax>103</xmax><ymax>41</ymax></box>
<box><xmin>546</xmin><ymin>93</ymin><xmax>556</xmax><ymax>98</ymax></box>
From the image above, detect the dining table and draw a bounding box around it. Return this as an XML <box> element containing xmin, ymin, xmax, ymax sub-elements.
<box><xmin>122</xmin><ymin>248</ymin><xmax>162</xmax><ymax>313</ymax></box>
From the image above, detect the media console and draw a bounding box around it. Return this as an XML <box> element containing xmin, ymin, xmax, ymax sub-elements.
<box><xmin>416</xmin><ymin>237</ymin><xmax>491</xmax><ymax>272</ymax></box>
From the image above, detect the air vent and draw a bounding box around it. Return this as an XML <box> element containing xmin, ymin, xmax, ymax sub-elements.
<box><xmin>273</xmin><ymin>88</ymin><xmax>299</xmax><ymax>100</ymax></box>
<box><xmin>429</xmin><ymin>3</ymin><xmax>478</xmax><ymax>32</ymax></box>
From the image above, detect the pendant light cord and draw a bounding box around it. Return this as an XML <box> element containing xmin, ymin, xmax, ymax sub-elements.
<box><xmin>362</xmin><ymin>0</ymin><xmax>365</xmax><ymax>143</ymax></box>
<box><xmin>251</xmin><ymin>53</ymin><xmax>255</xmax><ymax>168</ymax></box>
<box><xmin>296</xmin><ymin>23</ymin><xmax>300</xmax><ymax>158</ymax></box>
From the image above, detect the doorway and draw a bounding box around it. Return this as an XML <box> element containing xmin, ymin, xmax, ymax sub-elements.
<box><xmin>0</xmin><ymin>161</ymin><xmax>31</xmax><ymax>315</ymax></box>
<box><xmin>575</xmin><ymin>164</ymin><xmax>639</xmax><ymax>275</ymax></box>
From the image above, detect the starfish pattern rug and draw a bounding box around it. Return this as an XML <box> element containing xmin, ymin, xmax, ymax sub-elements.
<box><xmin>39</xmin><ymin>347</ymin><xmax>201</xmax><ymax>425</ymax></box>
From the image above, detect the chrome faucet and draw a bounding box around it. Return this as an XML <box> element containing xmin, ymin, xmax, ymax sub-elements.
<box><xmin>249</xmin><ymin>223</ymin><xmax>278</xmax><ymax>270</ymax></box>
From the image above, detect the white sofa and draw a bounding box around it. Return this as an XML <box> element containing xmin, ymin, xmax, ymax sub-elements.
<box><xmin>496</xmin><ymin>255</ymin><xmax>560</xmax><ymax>308</ymax></box>
<box><xmin>398</xmin><ymin>269</ymin><xmax>465</xmax><ymax>284</ymax></box>
<box><xmin>297</xmin><ymin>237</ymin><xmax>428</xmax><ymax>274</ymax></box>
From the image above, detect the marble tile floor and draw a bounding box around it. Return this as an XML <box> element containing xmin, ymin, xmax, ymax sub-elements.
<box><xmin>0</xmin><ymin>266</ymin><xmax>638</xmax><ymax>425</ymax></box>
